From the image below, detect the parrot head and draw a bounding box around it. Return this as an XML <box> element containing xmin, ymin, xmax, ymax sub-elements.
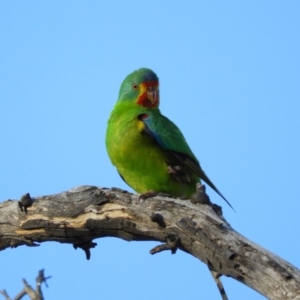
<box><xmin>118</xmin><ymin>68</ymin><xmax>159</xmax><ymax>108</ymax></box>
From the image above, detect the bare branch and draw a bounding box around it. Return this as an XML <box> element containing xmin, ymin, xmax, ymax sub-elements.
<box><xmin>0</xmin><ymin>185</ymin><xmax>299</xmax><ymax>299</ymax></box>
<box><xmin>0</xmin><ymin>270</ymin><xmax>50</xmax><ymax>300</ymax></box>
<box><xmin>0</xmin><ymin>290</ymin><xmax>12</xmax><ymax>300</ymax></box>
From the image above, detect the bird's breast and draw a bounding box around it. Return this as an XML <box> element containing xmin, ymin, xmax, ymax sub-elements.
<box><xmin>106</xmin><ymin>113</ymin><xmax>156</xmax><ymax>166</ymax></box>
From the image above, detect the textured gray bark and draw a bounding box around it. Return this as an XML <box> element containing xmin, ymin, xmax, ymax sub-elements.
<box><xmin>0</xmin><ymin>185</ymin><xmax>299</xmax><ymax>299</ymax></box>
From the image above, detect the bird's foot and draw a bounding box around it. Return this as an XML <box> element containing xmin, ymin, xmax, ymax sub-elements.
<box><xmin>138</xmin><ymin>191</ymin><xmax>174</xmax><ymax>203</ymax></box>
<box><xmin>138</xmin><ymin>190</ymin><xmax>158</xmax><ymax>202</ymax></box>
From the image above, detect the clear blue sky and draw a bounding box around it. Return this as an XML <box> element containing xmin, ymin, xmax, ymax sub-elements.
<box><xmin>1</xmin><ymin>2</ymin><xmax>299</xmax><ymax>299</ymax></box>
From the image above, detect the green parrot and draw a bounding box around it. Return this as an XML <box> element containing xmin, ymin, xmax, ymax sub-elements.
<box><xmin>106</xmin><ymin>68</ymin><xmax>232</xmax><ymax>209</ymax></box>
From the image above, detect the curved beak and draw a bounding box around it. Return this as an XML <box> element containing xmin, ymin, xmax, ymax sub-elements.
<box><xmin>147</xmin><ymin>86</ymin><xmax>159</xmax><ymax>104</ymax></box>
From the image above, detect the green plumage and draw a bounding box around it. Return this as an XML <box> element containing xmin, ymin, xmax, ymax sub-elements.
<box><xmin>106</xmin><ymin>68</ymin><xmax>232</xmax><ymax>207</ymax></box>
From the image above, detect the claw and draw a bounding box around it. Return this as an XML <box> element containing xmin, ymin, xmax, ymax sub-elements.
<box><xmin>138</xmin><ymin>190</ymin><xmax>158</xmax><ymax>202</ymax></box>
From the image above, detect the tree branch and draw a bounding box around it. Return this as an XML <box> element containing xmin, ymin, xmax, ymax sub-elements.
<box><xmin>0</xmin><ymin>185</ymin><xmax>299</xmax><ymax>299</ymax></box>
<box><xmin>0</xmin><ymin>269</ymin><xmax>51</xmax><ymax>300</ymax></box>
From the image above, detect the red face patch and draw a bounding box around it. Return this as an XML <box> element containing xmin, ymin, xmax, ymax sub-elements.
<box><xmin>137</xmin><ymin>81</ymin><xmax>159</xmax><ymax>108</ymax></box>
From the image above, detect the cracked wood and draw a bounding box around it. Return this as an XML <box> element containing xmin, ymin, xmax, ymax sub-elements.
<box><xmin>0</xmin><ymin>185</ymin><xmax>299</xmax><ymax>299</ymax></box>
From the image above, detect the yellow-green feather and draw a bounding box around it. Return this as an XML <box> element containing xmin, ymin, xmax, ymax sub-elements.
<box><xmin>106</xmin><ymin>101</ymin><xmax>199</xmax><ymax>197</ymax></box>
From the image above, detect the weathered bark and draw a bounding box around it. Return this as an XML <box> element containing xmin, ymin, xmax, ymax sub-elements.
<box><xmin>0</xmin><ymin>185</ymin><xmax>299</xmax><ymax>299</ymax></box>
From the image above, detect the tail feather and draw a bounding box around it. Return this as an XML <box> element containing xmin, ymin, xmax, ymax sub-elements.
<box><xmin>198</xmin><ymin>168</ymin><xmax>235</xmax><ymax>211</ymax></box>
<box><xmin>174</xmin><ymin>152</ymin><xmax>235</xmax><ymax>211</ymax></box>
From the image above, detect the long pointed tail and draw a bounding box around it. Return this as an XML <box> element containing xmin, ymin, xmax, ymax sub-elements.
<box><xmin>200</xmin><ymin>171</ymin><xmax>235</xmax><ymax>211</ymax></box>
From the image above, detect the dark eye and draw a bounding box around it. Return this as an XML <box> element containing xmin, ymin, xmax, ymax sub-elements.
<box><xmin>132</xmin><ymin>83</ymin><xmax>138</xmax><ymax>90</ymax></box>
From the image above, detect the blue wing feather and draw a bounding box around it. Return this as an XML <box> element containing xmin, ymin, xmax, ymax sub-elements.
<box><xmin>141</xmin><ymin>113</ymin><xmax>198</xmax><ymax>161</ymax></box>
<box><xmin>139</xmin><ymin>112</ymin><xmax>234</xmax><ymax>210</ymax></box>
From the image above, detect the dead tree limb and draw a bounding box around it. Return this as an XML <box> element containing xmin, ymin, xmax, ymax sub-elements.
<box><xmin>0</xmin><ymin>269</ymin><xmax>51</xmax><ymax>300</ymax></box>
<box><xmin>0</xmin><ymin>185</ymin><xmax>299</xmax><ymax>299</ymax></box>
